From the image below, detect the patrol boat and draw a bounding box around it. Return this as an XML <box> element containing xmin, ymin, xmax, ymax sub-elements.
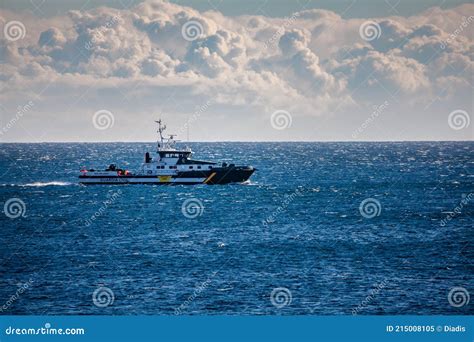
<box><xmin>79</xmin><ymin>120</ymin><xmax>256</xmax><ymax>185</ymax></box>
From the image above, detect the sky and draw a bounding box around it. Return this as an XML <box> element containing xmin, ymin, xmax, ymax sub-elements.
<box><xmin>0</xmin><ymin>0</ymin><xmax>473</xmax><ymax>142</ymax></box>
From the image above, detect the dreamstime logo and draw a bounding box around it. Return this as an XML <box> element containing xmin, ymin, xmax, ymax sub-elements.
<box><xmin>178</xmin><ymin>99</ymin><xmax>213</xmax><ymax>137</ymax></box>
<box><xmin>0</xmin><ymin>278</ymin><xmax>34</xmax><ymax>313</ymax></box>
<box><xmin>3</xmin><ymin>198</ymin><xmax>26</xmax><ymax>218</ymax></box>
<box><xmin>440</xmin><ymin>16</ymin><xmax>474</xmax><ymax>49</ymax></box>
<box><xmin>359</xmin><ymin>198</ymin><xmax>381</xmax><ymax>218</ymax></box>
<box><xmin>181</xmin><ymin>198</ymin><xmax>204</xmax><ymax>218</ymax></box>
<box><xmin>352</xmin><ymin>100</ymin><xmax>389</xmax><ymax>138</ymax></box>
<box><xmin>92</xmin><ymin>286</ymin><xmax>114</xmax><ymax>308</ymax></box>
<box><xmin>0</xmin><ymin>100</ymin><xmax>34</xmax><ymax>137</ymax></box>
<box><xmin>263</xmin><ymin>12</ymin><xmax>300</xmax><ymax>49</ymax></box>
<box><xmin>92</xmin><ymin>110</ymin><xmax>115</xmax><ymax>130</ymax></box>
<box><xmin>262</xmin><ymin>188</ymin><xmax>304</xmax><ymax>227</ymax></box>
<box><xmin>440</xmin><ymin>192</ymin><xmax>472</xmax><ymax>227</ymax></box>
<box><xmin>270</xmin><ymin>287</ymin><xmax>292</xmax><ymax>308</ymax></box>
<box><xmin>359</xmin><ymin>21</ymin><xmax>381</xmax><ymax>41</ymax></box>
<box><xmin>181</xmin><ymin>20</ymin><xmax>204</xmax><ymax>41</ymax></box>
<box><xmin>352</xmin><ymin>279</ymin><xmax>388</xmax><ymax>315</ymax></box>
<box><xmin>3</xmin><ymin>20</ymin><xmax>26</xmax><ymax>41</ymax></box>
<box><xmin>84</xmin><ymin>14</ymin><xmax>121</xmax><ymax>50</ymax></box>
<box><xmin>448</xmin><ymin>110</ymin><xmax>470</xmax><ymax>130</ymax></box>
<box><xmin>448</xmin><ymin>287</ymin><xmax>470</xmax><ymax>308</ymax></box>
<box><xmin>270</xmin><ymin>110</ymin><xmax>292</xmax><ymax>130</ymax></box>
<box><xmin>174</xmin><ymin>271</ymin><xmax>217</xmax><ymax>315</ymax></box>
<box><xmin>84</xmin><ymin>190</ymin><xmax>122</xmax><ymax>227</ymax></box>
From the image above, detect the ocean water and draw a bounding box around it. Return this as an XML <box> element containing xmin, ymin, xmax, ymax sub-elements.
<box><xmin>0</xmin><ymin>142</ymin><xmax>472</xmax><ymax>315</ymax></box>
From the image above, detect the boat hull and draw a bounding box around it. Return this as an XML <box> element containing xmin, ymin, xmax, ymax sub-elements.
<box><xmin>79</xmin><ymin>167</ymin><xmax>255</xmax><ymax>185</ymax></box>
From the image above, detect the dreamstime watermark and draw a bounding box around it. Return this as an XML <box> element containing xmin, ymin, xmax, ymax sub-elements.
<box><xmin>5</xmin><ymin>323</ymin><xmax>85</xmax><ymax>336</ymax></box>
<box><xmin>181</xmin><ymin>198</ymin><xmax>204</xmax><ymax>219</ymax></box>
<box><xmin>352</xmin><ymin>279</ymin><xmax>388</xmax><ymax>315</ymax></box>
<box><xmin>440</xmin><ymin>16</ymin><xmax>474</xmax><ymax>49</ymax></box>
<box><xmin>270</xmin><ymin>110</ymin><xmax>292</xmax><ymax>130</ymax></box>
<box><xmin>3</xmin><ymin>197</ymin><xmax>26</xmax><ymax>218</ymax></box>
<box><xmin>448</xmin><ymin>287</ymin><xmax>470</xmax><ymax>308</ymax></box>
<box><xmin>359</xmin><ymin>21</ymin><xmax>381</xmax><ymax>41</ymax></box>
<box><xmin>92</xmin><ymin>286</ymin><xmax>115</xmax><ymax>308</ymax></box>
<box><xmin>181</xmin><ymin>20</ymin><xmax>204</xmax><ymax>41</ymax></box>
<box><xmin>84</xmin><ymin>190</ymin><xmax>122</xmax><ymax>227</ymax></box>
<box><xmin>84</xmin><ymin>14</ymin><xmax>121</xmax><ymax>50</ymax></box>
<box><xmin>263</xmin><ymin>12</ymin><xmax>300</xmax><ymax>49</ymax></box>
<box><xmin>262</xmin><ymin>188</ymin><xmax>304</xmax><ymax>227</ymax></box>
<box><xmin>352</xmin><ymin>100</ymin><xmax>389</xmax><ymax>138</ymax></box>
<box><xmin>0</xmin><ymin>279</ymin><xmax>34</xmax><ymax>313</ymax></box>
<box><xmin>3</xmin><ymin>20</ymin><xmax>26</xmax><ymax>41</ymax></box>
<box><xmin>174</xmin><ymin>271</ymin><xmax>217</xmax><ymax>315</ymax></box>
<box><xmin>0</xmin><ymin>101</ymin><xmax>34</xmax><ymax>137</ymax></box>
<box><xmin>270</xmin><ymin>287</ymin><xmax>292</xmax><ymax>309</ymax></box>
<box><xmin>359</xmin><ymin>198</ymin><xmax>382</xmax><ymax>219</ymax></box>
<box><xmin>178</xmin><ymin>100</ymin><xmax>213</xmax><ymax>137</ymax></box>
<box><xmin>440</xmin><ymin>192</ymin><xmax>473</xmax><ymax>227</ymax></box>
<box><xmin>92</xmin><ymin>109</ymin><xmax>115</xmax><ymax>130</ymax></box>
<box><xmin>448</xmin><ymin>110</ymin><xmax>470</xmax><ymax>130</ymax></box>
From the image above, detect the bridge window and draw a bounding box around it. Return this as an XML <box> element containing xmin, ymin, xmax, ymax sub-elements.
<box><xmin>189</xmin><ymin>166</ymin><xmax>193</xmax><ymax>169</ymax></box>
<box><xmin>197</xmin><ymin>166</ymin><xmax>201</xmax><ymax>169</ymax></box>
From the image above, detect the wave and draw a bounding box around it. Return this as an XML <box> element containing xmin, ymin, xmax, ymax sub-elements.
<box><xmin>240</xmin><ymin>180</ymin><xmax>258</xmax><ymax>186</ymax></box>
<box><xmin>22</xmin><ymin>181</ymin><xmax>73</xmax><ymax>187</ymax></box>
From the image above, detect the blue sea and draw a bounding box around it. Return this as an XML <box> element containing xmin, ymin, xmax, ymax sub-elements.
<box><xmin>0</xmin><ymin>142</ymin><xmax>472</xmax><ymax>315</ymax></box>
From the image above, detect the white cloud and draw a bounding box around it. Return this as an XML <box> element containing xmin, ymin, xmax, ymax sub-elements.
<box><xmin>0</xmin><ymin>0</ymin><xmax>472</xmax><ymax>141</ymax></box>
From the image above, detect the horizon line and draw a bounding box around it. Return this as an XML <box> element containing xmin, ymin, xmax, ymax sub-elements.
<box><xmin>1</xmin><ymin>140</ymin><xmax>473</xmax><ymax>143</ymax></box>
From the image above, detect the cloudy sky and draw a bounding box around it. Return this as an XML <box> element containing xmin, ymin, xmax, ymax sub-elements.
<box><xmin>0</xmin><ymin>0</ymin><xmax>473</xmax><ymax>142</ymax></box>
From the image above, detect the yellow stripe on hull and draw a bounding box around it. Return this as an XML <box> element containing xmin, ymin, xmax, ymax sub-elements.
<box><xmin>203</xmin><ymin>172</ymin><xmax>217</xmax><ymax>184</ymax></box>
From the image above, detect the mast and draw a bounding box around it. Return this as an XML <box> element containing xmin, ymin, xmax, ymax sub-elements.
<box><xmin>154</xmin><ymin>119</ymin><xmax>190</xmax><ymax>152</ymax></box>
<box><xmin>155</xmin><ymin>119</ymin><xmax>166</xmax><ymax>147</ymax></box>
